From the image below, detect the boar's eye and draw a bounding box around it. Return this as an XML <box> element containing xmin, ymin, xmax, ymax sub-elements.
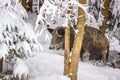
<box><xmin>58</xmin><ymin>28</ymin><xmax>65</xmax><ymax>36</ymax></box>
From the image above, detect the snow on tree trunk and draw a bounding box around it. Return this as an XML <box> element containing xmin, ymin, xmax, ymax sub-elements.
<box><xmin>100</xmin><ymin>0</ymin><xmax>111</xmax><ymax>34</ymax></box>
<box><xmin>68</xmin><ymin>0</ymin><xmax>86</xmax><ymax>80</ymax></box>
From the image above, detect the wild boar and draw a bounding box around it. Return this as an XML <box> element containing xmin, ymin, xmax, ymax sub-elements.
<box><xmin>48</xmin><ymin>26</ymin><xmax>109</xmax><ymax>61</ymax></box>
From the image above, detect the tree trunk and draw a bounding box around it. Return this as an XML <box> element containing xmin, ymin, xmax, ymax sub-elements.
<box><xmin>64</xmin><ymin>25</ymin><xmax>70</xmax><ymax>75</ymax></box>
<box><xmin>64</xmin><ymin>3</ymin><xmax>73</xmax><ymax>75</ymax></box>
<box><xmin>100</xmin><ymin>0</ymin><xmax>111</xmax><ymax>34</ymax></box>
<box><xmin>68</xmin><ymin>0</ymin><xmax>86</xmax><ymax>80</ymax></box>
<box><xmin>21</xmin><ymin>0</ymin><xmax>27</xmax><ymax>10</ymax></box>
<box><xmin>28</xmin><ymin>0</ymin><xmax>33</xmax><ymax>12</ymax></box>
<box><xmin>0</xmin><ymin>58</ymin><xmax>3</xmax><ymax>73</ymax></box>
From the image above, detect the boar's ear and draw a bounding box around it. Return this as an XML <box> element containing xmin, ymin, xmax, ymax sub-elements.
<box><xmin>47</xmin><ymin>28</ymin><xmax>54</xmax><ymax>33</ymax></box>
<box><xmin>58</xmin><ymin>28</ymin><xmax>65</xmax><ymax>36</ymax></box>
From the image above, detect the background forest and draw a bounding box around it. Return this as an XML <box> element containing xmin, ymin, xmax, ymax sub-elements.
<box><xmin>0</xmin><ymin>0</ymin><xmax>120</xmax><ymax>80</ymax></box>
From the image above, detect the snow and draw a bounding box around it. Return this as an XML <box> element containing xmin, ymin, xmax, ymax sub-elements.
<box><xmin>24</xmin><ymin>51</ymin><xmax>120</xmax><ymax>80</ymax></box>
<box><xmin>86</xmin><ymin>0</ymin><xmax>104</xmax><ymax>29</ymax></box>
<box><xmin>13</xmin><ymin>58</ymin><xmax>29</xmax><ymax>79</ymax></box>
<box><xmin>0</xmin><ymin>0</ymin><xmax>42</xmax><ymax>60</ymax></box>
<box><xmin>0</xmin><ymin>43</ymin><xmax>8</xmax><ymax>59</ymax></box>
<box><xmin>0</xmin><ymin>0</ymin><xmax>120</xmax><ymax>80</ymax></box>
<box><xmin>24</xmin><ymin>10</ymin><xmax>120</xmax><ymax>80</ymax></box>
<box><xmin>24</xmin><ymin>52</ymin><xmax>69</xmax><ymax>80</ymax></box>
<box><xmin>35</xmin><ymin>0</ymin><xmax>90</xmax><ymax>35</ymax></box>
<box><xmin>25</xmin><ymin>11</ymin><xmax>120</xmax><ymax>79</ymax></box>
<box><xmin>109</xmin><ymin>37</ymin><xmax>120</xmax><ymax>52</ymax></box>
<box><xmin>16</xmin><ymin>41</ymin><xmax>32</xmax><ymax>57</ymax></box>
<box><xmin>78</xmin><ymin>62</ymin><xmax>120</xmax><ymax>80</ymax></box>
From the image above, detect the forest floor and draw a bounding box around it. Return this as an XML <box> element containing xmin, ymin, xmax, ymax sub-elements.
<box><xmin>25</xmin><ymin>11</ymin><xmax>120</xmax><ymax>80</ymax></box>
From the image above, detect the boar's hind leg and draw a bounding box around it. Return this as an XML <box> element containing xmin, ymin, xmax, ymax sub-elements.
<box><xmin>101</xmin><ymin>49</ymin><xmax>109</xmax><ymax>62</ymax></box>
<box><xmin>81</xmin><ymin>48</ymin><xmax>90</xmax><ymax>61</ymax></box>
<box><xmin>80</xmin><ymin>48</ymin><xmax>84</xmax><ymax>60</ymax></box>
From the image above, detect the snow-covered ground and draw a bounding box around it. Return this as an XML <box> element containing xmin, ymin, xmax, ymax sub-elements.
<box><xmin>25</xmin><ymin>12</ymin><xmax>120</xmax><ymax>80</ymax></box>
<box><xmin>24</xmin><ymin>51</ymin><xmax>120</xmax><ymax>80</ymax></box>
<box><xmin>110</xmin><ymin>37</ymin><xmax>120</xmax><ymax>52</ymax></box>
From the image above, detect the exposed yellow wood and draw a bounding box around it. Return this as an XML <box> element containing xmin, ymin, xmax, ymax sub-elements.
<box><xmin>68</xmin><ymin>0</ymin><xmax>86</xmax><ymax>80</ymax></box>
<box><xmin>64</xmin><ymin>25</ymin><xmax>70</xmax><ymax>75</ymax></box>
<box><xmin>64</xmin><ymin>2</ymin><xmax>73</xmax><ymax>75</ymax></box>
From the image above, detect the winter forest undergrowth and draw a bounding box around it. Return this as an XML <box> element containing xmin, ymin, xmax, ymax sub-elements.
<box><xmin>25</xmin><ymin>11</ymin><xmax>120</xmax><ymax>80</ymax></box>
<box><xmin>0</xmin><ymin>0</ymin><xmax>120</xmax><ymax>80</ymax></box>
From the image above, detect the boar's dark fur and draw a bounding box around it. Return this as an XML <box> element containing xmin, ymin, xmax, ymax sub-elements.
<box><xmin>48</xmin><ymin>26</ymin><xmax>109</xmax><ymax>61</ymax></box>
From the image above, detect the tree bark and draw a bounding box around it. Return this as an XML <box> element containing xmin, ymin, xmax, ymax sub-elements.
<box><xmin>21</xmin><ymin>0</ymin><xmax>27</xmax><ymax>10</ymax></box>
<box><xmin>100</xmin><ymin>0</ymin><xmax>111</xmax><ymax>34</ymax></box>
<box><xmin>64</xmin><ymin>3</ymin><xmax>73</xmax><ymax>75</ymax></box>
<box><xmin>68</xmin><ymin>0</ymin><xmax>86</xmax><ymax>80</ymax></box>
<box><xmin>28</xmin><ymin>0</ymin><xmax>33</xmax><ymax>12</ymax></box>
<box><xmin>64</xmin><ymin>25</ymin><xmax>70</xmax><ymax>75</ymax></box>
<box><xmin>0</xmin><ymin>58</ymin><xmax>3</xmax><ymax>73</ymax></box>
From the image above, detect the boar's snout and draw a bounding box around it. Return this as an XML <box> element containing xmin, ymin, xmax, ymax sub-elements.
<box><xmin>49</xmin><ymin>44</ymin><xmax>61</xmax><ymax>50</ymax></box>
<box><xmin>49</xmin><ymin>44</ymin><xmax>55</xmax><ymax>49</ymax></box>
